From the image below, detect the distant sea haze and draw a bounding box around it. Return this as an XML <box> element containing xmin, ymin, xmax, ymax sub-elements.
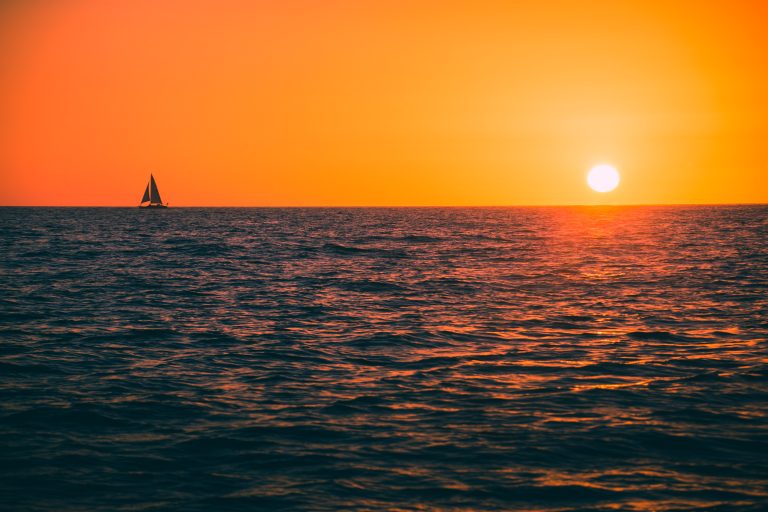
<box><xmin>1</xmin><ymin>206</ymin><xmax>767</xmax><ymax>511</ymax></box>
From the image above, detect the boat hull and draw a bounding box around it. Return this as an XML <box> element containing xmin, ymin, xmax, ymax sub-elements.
<box><xmin>139</xmin><ymin>204</ymin><xmax>168</xmax><ymax>208</ymax></box>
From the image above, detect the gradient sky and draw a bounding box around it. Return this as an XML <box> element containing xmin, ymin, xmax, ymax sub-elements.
<box><xmin>1</xmin><ymin>0</ymin><xmax>766</xmax><ymax>206</ymax></box>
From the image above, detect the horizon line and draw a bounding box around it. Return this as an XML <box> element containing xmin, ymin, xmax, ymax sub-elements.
<box><xmin>2</xmin><ymin>202</ymin><xmax>767</xmax><ymax>208</ymax></box>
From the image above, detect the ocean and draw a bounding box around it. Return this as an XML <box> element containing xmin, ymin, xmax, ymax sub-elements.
<box><xmin>1</xmin><ymin>206</ymin><xmax>767</xmax><ymax>511</ymax></box>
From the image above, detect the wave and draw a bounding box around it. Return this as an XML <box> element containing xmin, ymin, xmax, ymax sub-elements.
<box><xmin>321</xmin><ymin>242</ymin><xmax>409</xmax><ymax>258</ymax></box>
<box><xmin>334</xmin><ymin>279</ymin><xmax>409</xmax><ymax>293</ymax></box>
<box><xmin>627</xmin><ymin>331</ymin><xmax>708</xmax><ymax>342</ymax></box>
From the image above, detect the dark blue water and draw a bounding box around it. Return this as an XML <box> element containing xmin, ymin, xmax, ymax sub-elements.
<box><xmin>1</xmin><ymin>206</ymin><xmax>767</xmax><ymax>511</ymax></box>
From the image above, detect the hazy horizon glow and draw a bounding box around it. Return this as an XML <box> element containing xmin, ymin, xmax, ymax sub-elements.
<box><xmin>1</xmin><ymin>1</ymin><xmax>767</xmax><ymax>206</ymax></box>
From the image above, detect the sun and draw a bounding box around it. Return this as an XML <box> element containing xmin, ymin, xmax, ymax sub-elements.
<box><xmin>587</xmin><ymin>165</ymin><xmax>620</xmax><ymax>193</ymax></box>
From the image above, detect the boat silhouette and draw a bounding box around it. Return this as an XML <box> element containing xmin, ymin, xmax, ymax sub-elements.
<box><xmin>139</xmin><ymin>174</ymin><xmax>168</xmax><ymax>208</ymax></box>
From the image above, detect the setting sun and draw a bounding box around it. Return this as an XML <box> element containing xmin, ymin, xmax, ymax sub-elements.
<box><xmin>587</xmin><ymin>165</ymin><xmax>621</xmax><ymax>193</ymax></box>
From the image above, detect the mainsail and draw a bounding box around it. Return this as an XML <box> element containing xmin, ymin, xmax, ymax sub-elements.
<box><xmin>149</xmin><ymin>175</ymin><xmax>163</xmax><ymax>204</ymax></box>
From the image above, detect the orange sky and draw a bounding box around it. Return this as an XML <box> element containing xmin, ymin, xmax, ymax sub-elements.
<box><xmin>1</xmin><ymin>0</ymin><xmax>766</xmax><ymax>206</ymax></box>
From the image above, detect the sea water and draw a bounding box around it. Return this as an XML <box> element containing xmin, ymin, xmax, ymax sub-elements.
<box><xmin>1</xmin><ymin>206</ymin><xmax>767</xmax><ymax>511</ymax></box>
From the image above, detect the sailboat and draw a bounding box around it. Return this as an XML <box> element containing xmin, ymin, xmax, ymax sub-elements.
<box><xmin>139</xmin><ymin>174</ymin><xmax>168</xmax><ymax>208</ymax></box>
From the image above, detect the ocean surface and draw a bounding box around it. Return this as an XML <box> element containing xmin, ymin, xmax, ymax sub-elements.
<box><xmin>1</xmin><ymin>206</ymin><xmax>767</xmax><ymax>511</ymax></box>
